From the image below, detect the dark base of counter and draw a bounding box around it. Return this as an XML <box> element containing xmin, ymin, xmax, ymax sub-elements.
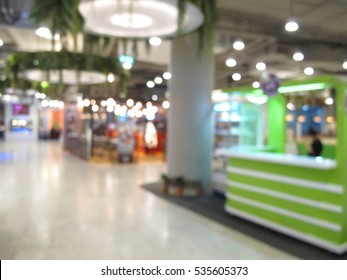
<box><xmin>141</xmin><ymin>182</ymin><xmax>347</xmax><ymax>260</ymax></box>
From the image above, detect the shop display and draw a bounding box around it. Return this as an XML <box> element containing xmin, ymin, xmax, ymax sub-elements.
<box><xmin>221</xmin><ymin>76</ymin><xmax>346</xmax><ymax>254</ymax></box>
<box><xmin>212</xmin><ymin>95</ymin><xmax>266</xmax><ymax>193</ymax></box>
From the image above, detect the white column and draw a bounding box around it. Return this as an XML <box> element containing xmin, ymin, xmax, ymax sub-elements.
<box><xmin>167</xmin><ymin>33</ymin><xmax>213</xmax><ymax>188</ymax></box>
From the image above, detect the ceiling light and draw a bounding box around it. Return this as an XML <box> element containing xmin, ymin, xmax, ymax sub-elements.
<box><xmin>35</xmin><ymin>27</ymin><xmax>51</xmax><ymax>39</ymax></box>
<box><xmin>35</xmin><ymin>27</ymin><xmax>59</xmax><ymax>40</ymax></box>
<box><xmin>21</xmin><ymin>69</ymin><xmax>107</xmax><ymax>85</ymax></box>
<box><xmin>287</xmin><ymin>102</ymin><xmax>295</xmax><ymax>111</ymax></box>
<box><xmin>78</xmin><ymin>0</ymin><xmax>204</xmax><ymax>38</ymax></box>
<box><xmin>126</xmin><ymin>99</ymin><xmax>135</xmax><ymax>107</ymax></box>
<box><xmin>286</xmin><ymin>114</ymin><xmax>294</xmax><ymax>122</ymax></box>
<box><xmin>256</xmin><ymin>62</ymin><xmax>266</xmax><ymax>71</ymax></box>
<box><xmin>107</xmin><ymin>73</ymin><xmax>115</xmax><ymax>83</ymax></box>
<box><xmin>343</xmin><ymin>61</ymin><xmax>347</xmax><ymax>69</ymax></box>
<box><xmin>128</xmin><ymin>110</ymin><xmax>136</xmax><ymax>118</ymax></box>
<box><xmin>302</xmin><ymin>104</ymin><xmax>310</xmax><ymax>111</ymax></box>
<box><xmin>298</xmin><ymin>115</ymin><xmax>306</xmax><ymax>123</ymax></box>
<box><xmin>119</xmin><ymin>55</ymin><xmax>134</xmax><ymax>65</ymax></box>
<box><xmin>233</xmin><ymin>40</ymin><xmax>245</xmax><ymax>50</ymax></box>
<box><xmin>304</xmin><ymin>67</ymin><xmax>314</xmax><ymax>75</ymax></box>
<box><xmin>226</xmin><ymin>58</ymin><xmax>237</xmax><ymax>67</ymax></box>
<box><xmin>149</xmin><ymin>37</ymin><xmax>162</xmax><ymax>46</ymax></box>
<box><xmin>122</xmin><ymin>62</ymin><xmax>133</xmax><ymax>70</ymax></box>
<box><xmin>41</xmin><ymin>100</ymin><xmax>49</xmax><ymax>108</ymax></box>
<box><xmin>152</xmin><ymin>95</ymin><xmax>158</xmax><ymax>101</ymax></box>
<box><xmin>326</xmin><ymin>116</ymin><xmax>334</xmax><ymax>123</ymax></box>
<box><xmin>232</xmin><ymin>73</ymin><xmax>241</xmax><ymax>81</ymax></box>
<box><xmin>135</xmin><ymin>111</ymin><xmax>143</xmax><ymax>118</ymax></box>
<box><xmin>83</xmin><ymin>99</ymin><xmax>91</xmax><ymax>107</ymax></box>
<box><xmin>163</xmin><ymin>72</ymin><xmax>172</xmax><ymax>80</ymax></box>
<box><xmin>147</xmin><ymin>81</ymin><xmax>155</xmax><ymax>88</ymax></box>
<box><xmin>252</xmin><ymin>81</ymin><xmax>260</xmax><ymax>88</ymax></box>
<box><xmin>162</xmin><ymin>101</ymin><xmax>170</xmax><ymax>109</ymax></box>
<box><xmin>135</xmin><ymin>101</ymin><xmax>143</xmax><ymax>108</ymax></box>
<box><xmin>325</xmin><ymin>97</ymin><xmax>334</xmax><ymax>105</ymax></box>
<box><xmin>293</xmin><ymin>51</ymin><xmax>304</xmax><ymax>61</ymax></box>
<box><xmin>111</xmin><ymin>13</ymin><xmax>153</xmax><ymax>29</ymax></box>
<box><xmin>154</xmin><ymin>77</ymin><xmax>163</xmax><ymax>84</ymax></box>
<box><xmin>92</xmin><ymin>104</ymin><xmax>99</xmax><ymax>112</ymax></box>
<box><xmin>247</xmin><ymin>95</ymin><xmax>268</xmax><ymax>105</ymax></box>
<box><xmin>285</xmin><ymin>19</ymin><xmax>299</xmax><ymax>32</ymax></box>
<box><xmin>107</xmin><ymin>106</ymin><xmax>114</xmax><ymax>113</ymax></box>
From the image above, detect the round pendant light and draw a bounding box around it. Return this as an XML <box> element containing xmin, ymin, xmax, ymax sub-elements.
<box><xmin>20</xmin><ymin>69</ymin><xmax>107</xmax><ymax>85</ymax></box>
<box><xmin>78</xmin><ymin>0</ymin><xmax>204</xmax><ymax>38</ymax></box>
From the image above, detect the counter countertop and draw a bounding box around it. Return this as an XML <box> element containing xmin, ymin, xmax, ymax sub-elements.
<box><xmin>218</xmin><ymin>147</ymin><xmax>336</xmax><ymax>170</ymax></box>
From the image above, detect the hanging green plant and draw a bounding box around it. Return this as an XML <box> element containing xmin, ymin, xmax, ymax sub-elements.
<box><xmin>3</xmin><ymin>51</ymin><xmax>130</xmax><ymax>97</ymax></box>
<box><xmin>25</xmin><ymin>0</ymin><xmax>217</xmax><ymax>99</ymax></box>
<box><xmin>30</xmin><ymin>0</ymin><xmax>84</xmax><ymax>51</ymax></box>
<box><xmin>178</xmin><ymin>0</ymin><xmax>217</xmax><ymax>51</ymax></box>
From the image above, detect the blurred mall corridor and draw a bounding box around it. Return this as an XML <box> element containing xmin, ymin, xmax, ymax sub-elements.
<box><xmin>0</xmin><ymin>141</ymin><xmax>296</xmax><ymax>259</ymax></box>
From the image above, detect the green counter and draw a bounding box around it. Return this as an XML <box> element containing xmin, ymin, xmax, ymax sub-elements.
<box><xmin>225</xmin><ymin>150</ymin><xmax>346</xmax><ymax>253</ymax></box>
<box><xmin>223</xmin><ymin>76</ymin><xmax>347</xmax><ymax>254</ymax></box>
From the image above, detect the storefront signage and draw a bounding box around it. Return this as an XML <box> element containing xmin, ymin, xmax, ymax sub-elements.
<box><xmin>260</xmin><ymin>72</ymin><xmax>280</xmax><ymax>96</ymax></box>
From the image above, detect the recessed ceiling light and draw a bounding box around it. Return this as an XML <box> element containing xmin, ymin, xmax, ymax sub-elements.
<box><xmin>226</xmin><ymin>58</ymin><xmax>237</xmax><ymax>67</ymax></box>
<box><xmin>285</xmin><ymin>19</ymin><xmax>299</xmax><ymax>32</ymax></box>
<box><xmin>126</xmin><ymin>99</ymin><xmax>135</xmax><ymax>107</ymax></box>
<box><xmin>147</xmin><ymin>81</ymin><xmax>155</xmax><ymax>88</ymax></box>
<box><xmin>149</xmin><ymin>37</ymin><xmax>162</xmax><ymax>46</ymax></box>
<box><xmin>256</xmin><ymin>62</ymin><xmax>266</xmax><ymax>71</ymax></box>
<box><xmin>154</xmin><ymin>77</ymin><xmax>163</xmax><ymax>84</ymax></box>
<box><xmin>293</xmin><ymin>51</ymin><xmax>304</xmax><ymax>61</ymax></box>
<box><xmin>304</xmin><ymin>67</ymin><xmax>314</xmax><ymax>75</ymax></box>
<box><xmin>162</xmin><ymin>100</ymin><xmax>170</xmax><ymax>109</ymax></box>
<box><xmin>233</xmin><ymin>40</ymin><xmax>245</xmax><ymax>51</ymax></box>
<box><xmin>122</xmin><ymin>62</ymin><xmax>133</xmax><ymax>70</ymax></box>
<box><xmin>232</xmin><ymin>73</ymin><xmax>241</xmax><ymax>81</ymax></box>
<box><xmin>107</xmin><ymin>73</ymin><xmax>115</xmax><ymax>83</ymax></box>
<box><xmin>163</xmin><ymin>72</ymin><xmax>172</xmax><ymax>80</ymax></box>
<box><xmin>35</xmin><ymin>26</ymin><xmax>59</xmax><ymax>40</ymax></box>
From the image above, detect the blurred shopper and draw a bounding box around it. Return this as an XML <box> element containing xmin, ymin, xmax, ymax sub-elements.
<box><xmin>307</xmin><ymin>127</ymin><xmax>323</xmax><ymax>157</ymax></box>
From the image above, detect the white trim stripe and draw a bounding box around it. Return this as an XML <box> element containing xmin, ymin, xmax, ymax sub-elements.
<box><xmin>227</xmin><ymin>179</ymin><xmax>342</xmax><ymax>213</ymax></box>
<box><xmin>226</xmin><ymin>193</ymin><xmax>341</xmax><ymax>232</ymax></box>
<box><xmin>228</xmin><ymin>152</ymin><xmax>336</xmax><ymax>169</ymax></box>
<box><xmin>225</xmin><ymin>205</ymin><xmax>347</xmax><ymax>255</ymax></box>
<box><xmin>227</xmin><ymin>166</ymin><xmax>343</xmax><ymax>194</ymax></box>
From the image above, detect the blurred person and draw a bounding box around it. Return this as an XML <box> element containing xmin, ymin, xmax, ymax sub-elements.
<box><xmin>307</xmin><ymin>127</ymin><xmax>323</xmax><ymax>157</ymax></box>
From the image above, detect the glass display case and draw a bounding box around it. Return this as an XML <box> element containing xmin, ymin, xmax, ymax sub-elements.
<box><xmin>212</xmin><ymin>93</ymin><xmax>267</xmax><ymax>193</ymax></box>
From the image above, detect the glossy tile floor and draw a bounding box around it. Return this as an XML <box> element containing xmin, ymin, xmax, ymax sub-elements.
<box><xmin>0</xmin><ymin>141</ymin><xmax>297</xmax><ymax>259</ymax></box>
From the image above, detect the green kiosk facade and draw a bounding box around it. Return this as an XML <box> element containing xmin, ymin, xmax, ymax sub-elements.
<box><xmin>222</xmin><ymin>76</ymin><xmax>347</xmax><ymax>254</ymax></box>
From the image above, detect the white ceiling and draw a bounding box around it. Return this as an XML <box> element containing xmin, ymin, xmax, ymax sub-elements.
<box><xmin>1</xmin><ymin>0</ymin><xmax>347</xmax><ymax>96</ymax></box>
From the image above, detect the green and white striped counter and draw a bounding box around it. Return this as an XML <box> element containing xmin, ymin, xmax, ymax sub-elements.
<box><xmin>224</xmin><ymin>150</ymin><xmax>347</xmax><ymax>254</ymax></box>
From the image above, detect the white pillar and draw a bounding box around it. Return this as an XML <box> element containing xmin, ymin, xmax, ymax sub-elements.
<box><xmin>167</xmin><ymin>33</ymin><xmax>213</xmax><ymax>188</ymax></box>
